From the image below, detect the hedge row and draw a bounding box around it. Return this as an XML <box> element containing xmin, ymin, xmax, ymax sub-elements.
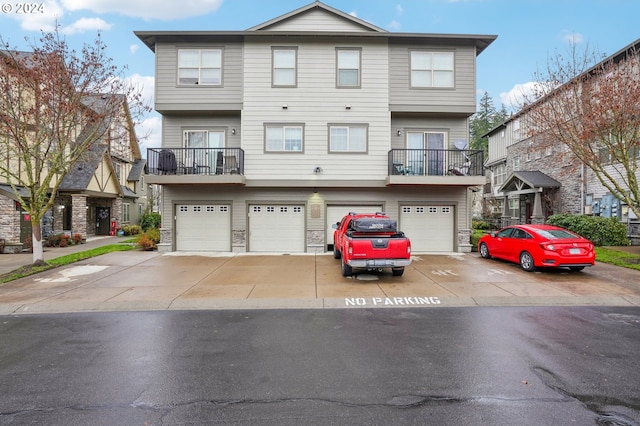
<box><xmin>545</xmin><ymin>214</ymin><xmax>629</xmax><ymax>246</ymax></box>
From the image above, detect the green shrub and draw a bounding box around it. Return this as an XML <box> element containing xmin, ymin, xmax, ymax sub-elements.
<box><xmin>122</xmin><ymin>225</ymin><xmax>141</xmax><ymax>236</ymax></box>
<box><xmin>472</xmin><ymin>219</ymin><xmax>492</xmax><ymax>230</ymax></box>
<box><xmin>140</xmin><ymin>212</ymin><xmax>161</xmax><ymax>231</ymax></box>
<box><xmin>546</xmin><ymin>214</ymin><xmax>629</xmax><ymax>246</ymax></box>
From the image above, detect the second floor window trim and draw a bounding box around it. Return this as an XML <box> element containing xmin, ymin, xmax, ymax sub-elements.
<box><xmin>178</xmin><ymin>48</ymin><xmax>222</xmax><ymax>86</ymax></box>
<box><xmin>329</xmin><ymin>124</ymin><xmax>368</xmax><ymax>153</ymax></box>
<box><xmin>265</xmin><ymin>124</ymin><xmax>304</xmax><ymax>153</ymax></box>
<box><xmin>336</xmin><ymin>48</ymin><xmax>361</xmax><ymax>88</ymax></box>
<box><xmin>410</xmin><ymin>50</ymin><xmax>454</xmax><ymax>89</ymax></box>
<box><xmin>272</xmin><ymin>47</ymin><xmax>297</xmax><ymax>87</ymax></box>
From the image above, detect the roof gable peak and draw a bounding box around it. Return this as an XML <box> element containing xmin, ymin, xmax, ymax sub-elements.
<box><xmin>247</xmin><ymin>1</ymin><xmax>386</xmax><ymax>33</ymax></box>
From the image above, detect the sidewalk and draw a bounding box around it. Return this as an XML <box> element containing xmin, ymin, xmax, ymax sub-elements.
<box><xmin>0</xmin><ymin>236</ymin><xmax>124</xmax><ymax>276</ymax></box>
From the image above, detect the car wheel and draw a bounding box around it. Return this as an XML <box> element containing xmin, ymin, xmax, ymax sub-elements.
<box><xmin>569</xmin><ymin>266</ymin><xmax>585</xmax><ymax>272</ymax></box>
<box><xmin>479</xmin><ymin>242</ymin><xmax>491</xmax><ymax>259</ymax></box>
<box><xmin>520</xmin><ymin>251</ymin><xmax>535</xmax><ymax>272</ymax></box>
<box><xmin>341</xmin><ymin>257</ymin><xmax>352</xmax><ymax>276</ymax></box>
<box><xmin>333</xmin><ymin>246</ymin><xmax>341</xmax><ymax>259</ymax></box>
<box><xmin>392</xmin><ymin>267</ymin><xmax>404</xmax><ymax>276</ymax></box>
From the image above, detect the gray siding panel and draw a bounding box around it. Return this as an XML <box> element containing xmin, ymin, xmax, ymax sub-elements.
<box><xmin>155</xmin><ymin>42</ymin><xmax>243</xmax><ymax>110</ymax></box>
<box><xmin>389</xmin><ymin>44</ymin><xmax>476</xmax><ymax>112</ymax></box>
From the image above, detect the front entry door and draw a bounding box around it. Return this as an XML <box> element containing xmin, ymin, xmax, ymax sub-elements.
<box><xmin>96</xmin><ymin>207</ymin><xmax>110</xmax><ymax>235</ymax></box>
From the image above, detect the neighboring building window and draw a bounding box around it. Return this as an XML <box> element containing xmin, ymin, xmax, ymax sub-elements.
<box><xmin>329</xmin><ymin>125</ymin><xmax>367</xmax><ymax>152</ymax></box>
<box><xmin>273</xmin><ymin>48</ymin><xmax>297</xmax><ymax>87</ymax></box>
<box><xmin>512</xmin><ymin>157</ymin><xmax>520</xmax><ymax>170</ymax></box>
<box><xmin>114</xmin><ymin>162</ymin><xmax>121</xmax><ymax>181</ymax></box>
<box><xmin>336</xmin><ymin>48</ymin><xmax>361</xmax><ymax>87</ymax></box>
<box><xmin>410</xmin><ymin>50</ymin><xmax>454</xmax><ymax>88</ymax></box>
<box><xmin>265</xmin><ymin>125</ymin><xmax>303</xmax><ymax>152</ymax></box>
<box><xmin>178</xmin><ymin>49</ymin><xmax>222</xmax><ymax>85</ymax></box>
<box><xmin>508</xmin><ymin>198</ymin><xmax>519</xmax><ymax>218</ymax></box>
<box><xmin>123</xmin><ymin>203</ymin><xmax>130</xmax><ymax>223</ymax></box>
<box><xmin>494</xmin><ymin>164</ymin><xmax>506</xmax><ymax>187</ymax></box>
<box><xmin>513</xmin><ymin>119</ymin><xmax>520</xmax><ymax>141</ymax></box>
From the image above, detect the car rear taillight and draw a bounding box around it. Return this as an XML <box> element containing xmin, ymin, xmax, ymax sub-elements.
<box><xmin>540</xmin><ymin>243</ymin><xmax>557</xmax><ymax>251</ymax></box>
<box><xmin>348</xmin><ymin>244</ymin><xmax>353</xmax><ymax>255</ymax></box>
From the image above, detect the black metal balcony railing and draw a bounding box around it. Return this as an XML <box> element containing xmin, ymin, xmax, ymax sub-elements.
<box><xmin>147</xmin><ymin>148</ymin><xmax>244</xmax><ymax>176</ymax></box>
<box><xmin>388</xmin><ymin>149</ymin><xmax>484</xmax><ymax>177</ymax></box>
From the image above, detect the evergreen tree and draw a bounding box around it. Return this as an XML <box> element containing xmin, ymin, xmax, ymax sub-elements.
<box><xmin>469</xmin><ymin>92</ymin><xmax>508</xmax><ymax>156</ymax></box>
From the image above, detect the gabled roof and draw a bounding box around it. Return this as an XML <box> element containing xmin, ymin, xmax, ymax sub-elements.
<box><xmin>247</xmin><ymin>1</ymin><xmax>386</xmax><ymax>32</ymax></box>
<box><xmin>128</xmin><ymin>158</ymin><xmax>146</xmax><ymax>182</ymax></box>
<box><xmin>58</xmin><ymin>142</ymin><xmax>109</xmax><ymax>192</ymax></box>
<box><xmin>500</xmin><ymin>171</ymin><xmax>561</xmax><ymax>193</ymax></box>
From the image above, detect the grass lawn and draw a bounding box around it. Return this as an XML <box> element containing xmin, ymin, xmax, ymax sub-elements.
<box><xmin>0</xmin><ymin>243</ymin><xmax>137</xmax><ymax>284</ymax></box>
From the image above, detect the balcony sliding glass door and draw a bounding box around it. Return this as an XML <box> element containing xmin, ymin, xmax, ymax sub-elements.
<box><xmin>406</xmin><ymin>131</ymin><xmax>446</xmax><ymax>176</ymax></box>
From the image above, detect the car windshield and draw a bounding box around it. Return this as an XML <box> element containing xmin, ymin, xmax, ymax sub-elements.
<box><xmin>533</xmin><ymin>229</ymin><xmax>579</xmax><ymax>240</ymax></box>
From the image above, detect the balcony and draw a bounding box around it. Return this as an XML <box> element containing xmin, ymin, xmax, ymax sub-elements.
<box><xmin>146</xmin><ymin>147</ymin><xmax>245</xmax><ymax>185</ymax></box>
<box><xmin>386</xmin><ymin>149</ymin><xmax>485</xmax><ymax>186</ymax></box>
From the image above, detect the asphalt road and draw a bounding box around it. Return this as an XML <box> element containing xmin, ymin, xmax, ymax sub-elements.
<box><xmin>1</xmin><ymin>307</ymin><xmax>639</xmax><ymax>425</ymax></box>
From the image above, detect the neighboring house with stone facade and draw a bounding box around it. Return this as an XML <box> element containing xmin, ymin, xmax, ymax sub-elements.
<box><xmin>483</xmin><ymin>38</ymin><xmax>640</xmax><ymax>241</ymax></box>
<box><xmin>136</xmin><ymin>1</ymin><xmax>496</xmax><ymax>254</ymax></box>
<box><xmin>0</xmin><ymin>90</ymin><xmax>147</xmax><ymax>245</ymax></box>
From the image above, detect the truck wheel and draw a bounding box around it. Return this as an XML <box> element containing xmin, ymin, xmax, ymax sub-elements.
<box><xmin>392</xmin><ymin>267</ymin><xmax>404</xmax><ymax>276</ymax></box>
<box><xmin>333</xmin><ymin>246</ymin><xmax>341</xmax><ymax>259</ymax></box>
<box><xmin>341</xmin><ymin>258</ymin><xmax>352</xmax><ymax>276</ymax></box>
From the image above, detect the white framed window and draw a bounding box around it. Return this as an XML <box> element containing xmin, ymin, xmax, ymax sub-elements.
<box><xmin>273</xmin><ymin>48</ymin><xmax>297</xmax><ymax>87</ymax></box>
<box><xmin>494</xmin><ymin>164</ymin><xmax>507</xmax><ymax>186</ymax></box>
<box><xmin>265</xmin><ymin>125</ymin><xmax>303</xmax><ymax>152</ymax></box>
<box><xmin>410</xmin><ymin>50</ymin><xmax>454</xmax><ymax>88</ymax></box>
<box><xmin>336</xmin><ymin>48</ymin><xmax>361</xmax><ymax>87</ymax></box>
<box><xmin>178</xmin><ymin>49</ymin><xmax>222</xmax><ymax>85</ymax></box>
<box><xmin>123</xmin><ymin>203</ymin><xmax>130</xmax><ymax>223</ymax></box>
<box><xmin>329</xmin><ymin>125</ymin><xmax>367</xmax><ymax>152</ymax></box>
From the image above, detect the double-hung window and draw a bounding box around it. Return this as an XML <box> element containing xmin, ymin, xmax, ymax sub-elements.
<box><xmin>336</xmin><ymin>48</ymin><xmax>361</xmax><ymax>88</ymax></box>
<box><xmin>329</xmin><ymin>125</ymin><xmax>367</xmax><ymax>152</ymax></box>
<box><xmin>178</xmin><ymin>49</ymin><xmax>222</xmax><ymax>85</ymax></box>
<box><xmin>273</xmin><ymin>47</ymin><xmax>297</xmax><ymax>87</ymax></box>
<box><xmin>410</xmin><ymin>50</ymin><xmax>454</xmax><ymax>88</ymax></box>
<box><xmin>265</xmin><ymin>125</ymin><xmax>303</xmax><ymax>152</ymax></box>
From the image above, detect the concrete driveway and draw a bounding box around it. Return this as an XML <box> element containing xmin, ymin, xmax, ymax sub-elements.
<box><xmin>1</xmin><ymin>248</ymin><xmax>639</xmax><ymax>315</ymax></box>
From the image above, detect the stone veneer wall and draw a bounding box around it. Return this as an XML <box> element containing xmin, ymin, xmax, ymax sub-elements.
<box><xmin>71</xmin><ymin>195</ymin><xmax>87</xmax><ymax>238</ymax></box>
<box><xmin>0</xmin><ymin>195</ymin><xmax>20</xmax><ymax>242</ymax></box>
<box><xmin>507</xmin><ymin>138</ymin><xmax>583</xmax><ymax>215</ymax></box>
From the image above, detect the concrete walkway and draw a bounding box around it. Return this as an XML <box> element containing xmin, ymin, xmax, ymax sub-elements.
<box><xmin>1</xmin><ymin>238</ymin><xmax>640</xmax><ymax>315</ymax></box>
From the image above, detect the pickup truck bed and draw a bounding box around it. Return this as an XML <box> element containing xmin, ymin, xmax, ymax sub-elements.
<box><xmin>333</xmin><ymin>213</ymin><xmax>412</xmax><ymax>276</ymax></box>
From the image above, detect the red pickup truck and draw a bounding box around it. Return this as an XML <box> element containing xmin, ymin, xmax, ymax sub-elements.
<box><xmin>333</xmin><ymin>212</ymin><xmax>412</xmax><ymax>276</ymax></box>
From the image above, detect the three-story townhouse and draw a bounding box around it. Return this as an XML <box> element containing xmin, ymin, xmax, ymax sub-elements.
<box><xmin>138</xmin><ymin>1</ymin><xmax>496</xmax><ymax>253</ymax></box>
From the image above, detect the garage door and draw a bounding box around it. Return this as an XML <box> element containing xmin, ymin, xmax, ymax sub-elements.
<box><xmin>249</xmin><ymin>204</ymin><xmax>305</xmax><ymax>252</ymax></box>
<box><xmin>325</xmin><ymin>205</ymin><xmax>383</xmax><ymax>248</ymax></box>
<box><xmin>176</xmin><ymin>204</ymin><xmax>231</xmax><ymax>251</ymax></box>
<box><xmin>400</xmin><ymin>205</ymin><xmax>454</xmax><ymax>252</ymax></box>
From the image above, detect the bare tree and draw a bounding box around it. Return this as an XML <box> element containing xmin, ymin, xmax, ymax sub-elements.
<box><xmin>520</xmin><ymin>42</ymin><xmax>640</xmax><ymax>220</ymax></box>
<box><xmin>0</xmin><ymin>29</ymin><xmax>149</xmax><ymax>265</ymax></box>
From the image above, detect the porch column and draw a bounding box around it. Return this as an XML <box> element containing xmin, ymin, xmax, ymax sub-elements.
<box><xmin>71</xmin><ymin>195</ymin><xmax>88</xmax><ymax>238</ymax></box>
<box><xmin>531</xmin><ymin>191</ymin><xmax>544</xmax><ymax>224</ymax></box>
<box><xmin>501</xmin><ymin>195</ymin><xmax>510</xmax><ymax>227</ymax></box>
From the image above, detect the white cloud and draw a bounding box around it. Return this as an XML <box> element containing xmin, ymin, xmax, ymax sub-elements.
<box><xmin>561</xmin><ymin>31</ymin><xmax>584</xmax><ymax>45</ymax></box>
<box><xmin>60</xmin><ymin>0</ymin><xmax>223</xmax><ymax>20</ymax></box>
<box><xmin>61</xmin><ymin>17</ymin><xmax>112</xmax><ymax>34</ymax></box>
<box><xmin>396</xmin><ymin>4</ymin><xmax>404</xmax><ymax>15</ymax></box>
<box><xmin>11</xmin><ymin>0</ymin><xmax>64</xmax><ymax>32</ymax></box>
<box><xmin>126</xmin><ymin>73</ymin><xmax>155</xmax><ymax>111</ymax></box>
<box><xmin>137</xmin><ymin>114</ymin><xmax>162</xmax><ymax>151</ymax></box>
<box><xmin>349</xmin><ymin>10</ymin><xmax>358</xmax><ymax>18</ymax></box>
<box><xmin>388</xmin><ymin>20</ymin><xmax>401</xmax><ymax>31</ymax></box>
<box><xmin>499</xmin><ymin>82</ymin><xmax>534</xmax><ymax>110</ymax></box>
<box><xmin>130</xmin><ymin>44</ymin><xmax>139</xmax><ymax>55</ymax></box>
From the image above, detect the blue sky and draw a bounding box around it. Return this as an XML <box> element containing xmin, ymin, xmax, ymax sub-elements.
<box><xmin>1</xmin><ymin>0</ymin><xmax>639</xmax><ymax>149</ymax></box>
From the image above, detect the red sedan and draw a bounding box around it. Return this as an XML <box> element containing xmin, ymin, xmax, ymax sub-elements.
<box><xmin>478</xmin><ymin>224</ymin><xmax>595</xmax><ymax>272</ymax></box>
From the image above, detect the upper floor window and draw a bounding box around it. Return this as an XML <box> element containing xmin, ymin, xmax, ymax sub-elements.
<box><xmin>265</xmin><ymin>125</ymin><xmax>303</xmax><ymax>152</ymax></box>
<box><xmin>410</xmin><ymin>50</ymin><xmax>454</xmax><ymax>88</ymax></box>
<box><xmin>336</xmin><ymin>48</ymin><xmax>361</xmax><ymax>88</ymax></box>
<box><xmin>329</xmin><ymin>125</ymin><xmax>367</xmax><ymax>152</ymax></box>
<box><xmin>178</xmin><ymin>49</ymin><xmax>222</xmax><ymax>85</ymax></box>
<box><xmin>272</xmin><ymin>47</ymin><xmax>297</xmax><ymax>87</ymax></box>
<box><xmin>494</xmin><ymin>164</ymin><xmax>506</xmax><ymax>186</ymax></box>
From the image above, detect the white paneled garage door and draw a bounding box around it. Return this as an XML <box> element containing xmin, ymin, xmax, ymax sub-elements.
<box><xmin>325</xmin><ymin>205</ymin><xmax>383</xmax><ymax>248</ymax></box>
<box><xmin>400</xmin><ymin>205</ymin><xmax>454</xmax><ymax>253</ymax></box>
<box><xmin>249</xmin><ymin>204</ymin><xmax>305</xmax><ymax>252</ymax></box>
<box><xmin>176</xmin><ymin>204</ymin><xmax>231</xmax><ymax>251</ymax></box>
